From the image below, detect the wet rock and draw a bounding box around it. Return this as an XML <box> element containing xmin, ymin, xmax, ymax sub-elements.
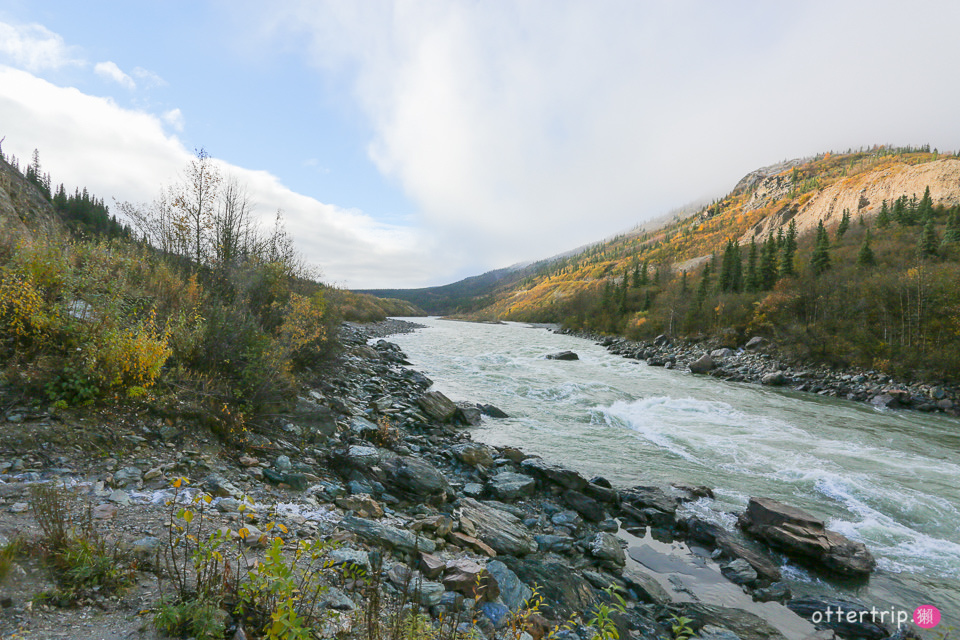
<box><xmin>738</xmin><ymin>497</ymin><xmax>875</xmax><ymax>578</ymax></box>
<box><xmin>418</xmin><ymin>391</ymin><xmax>458</xmax><ymax>423</ymax></box>
<box><xmin>786</xmin><ymin>597</ymin><xmax>890</xmax><ymax>640</ymax></box>
<box><xmin>455</xmin><ymin>403</ymin><xmax>483</xmax><ymax>426</ymax></box>
<box><xmin>588</xmin><ymin>532</ymin><xmax>625</xmax><ymax>568</ymax></box>
<box><xmin>487</xmin><ymin>472</ymin><xmax>537</xmax><ymax>501</ymax></box>
<box><xmin>339</xmin><ymin>515</ymin><xmax>436</xmax><ymax>554</ymax></box>
<box><xmin>479</xmin><ymin>404</ymin><xmax>509</xmax><ymax>418</ymax></box>
<box><xmin>500</xmin><ymin>557</ymin><xmax>596</xmax><ymax>619</ymax></box>
<box><xmin>381</xmin><ymin>456</ymin><xmax>452</xmax><ymax>503</ymax></box>
<box><xmin>760</xmin><ymin>371</ymin><xmax>786</xmax><ymax>386</ymax></box>
<box><xmin>689</xmin><ymin>354</ymin><xmax>715</xmax><ymax>374</ymax></box>
<box><xmin>562</xmin><ymin>490</ymin><xmax>605</xmax><ymax>522</ymax></box>
<box><xmin>458</xmin><ymin>498</ymin><xmax>537</xmax><ymax>556</ymax></box>
<box><xmin>485</xmin><ymin>560</ymin><xmax>533</xmax><ymax>611</ymax></box>
<box><xmin>520</xmin><ymin>457</ymin><xmax>588</xmax><ymax>491</ymax></box>
<box><xmin>751</xmin><ymin>582</ymin><xmax>791</xmax><ymax>603</ymax></box>
<box><xmin>619</xmin><ymin>486</ymin><xmax>679</xmax><ymax>514</ymax></box>
<box><xmin>720</xmin><ymin>559</ymin><xmax>757</xmax><ymax>585</ymax></box>
<box><xmin>620</xmin><ymin>567</ymin><xmax>671</xmax><ymax>604</ymax></box>
<box><xmin>680</xmin><ymin>603</ymin><xmax>787</xmax><ymax>640</ymax></box>
<box><xmin>451</xmin><ymin>443</ymin><xmax>496</xmax><ymax>468</ymax></box>
<box><xmin>545</xmin><ymin>351</ymin><xmax>579</xmax><ymax>361</ymax></box>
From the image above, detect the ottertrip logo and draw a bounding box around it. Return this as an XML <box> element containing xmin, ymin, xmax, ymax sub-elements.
<box><xmin>809</xmin><ymin>605</ymin><xmax>941</xmax><ymax>629</ymax></box>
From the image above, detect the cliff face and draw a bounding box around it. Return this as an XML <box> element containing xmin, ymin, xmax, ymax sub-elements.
<box><xmin>0</xmin><ymin>158</ymin><xmax>60</xmax><ymax>242</ymax></box>
<box><xmin>741</xmin><ymin>158</ymin><xmax>960</xmax><ymax>241</ymax></box>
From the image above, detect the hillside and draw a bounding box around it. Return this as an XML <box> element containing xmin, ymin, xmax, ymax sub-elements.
<box><xmin>449</xmin><ymin>147</ymin><xmax>960</xmax><ymax>381</ymax></box>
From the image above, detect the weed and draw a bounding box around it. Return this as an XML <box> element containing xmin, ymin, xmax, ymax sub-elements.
<box><xmin>670</xmin><ymin>614</ymin><xmax>695</xmax><ymax>640</ymax></box>
<box><xmin>585</xmin><ymin>586</ymin><xmax>627</xmax><ymax>640</ymax></box>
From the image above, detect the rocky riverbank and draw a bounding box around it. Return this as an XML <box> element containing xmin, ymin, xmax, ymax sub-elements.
<box><xmin>0</xmin><ymin>321</ymin><xmax>915</xmax><ymax>640</ymax></box>
<box><xmin>555</xmin><ymin>328</ymin><xmax>960</xmax><ymax>418</ymax></box>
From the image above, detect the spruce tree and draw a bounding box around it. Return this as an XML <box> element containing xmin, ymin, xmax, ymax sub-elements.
<box><xmin>639</xmin><ymin>261</ymin><xmax>649</xmax><ymax>285</ymax></box>
<box><xmin>730</xmin><ymin>242</ymin><xmax>743</xmax><ymax>293</ymax></box>
<box><xmin>745</xmin><ymin>239</ymin><xmax>759</xmax><ymax>291</ymax></box>
<box><xmin>877</xmin><ymin>200</ymin><xmax>891</xmax><ymax>228</ymax></box>
<box><xmin>810</xmin><ymin>220</ymin><xmax>831</xmax><ymax>275</ymax></box>
<box><xmin>918</xmin><ymin>186</ymin><xmax>934</xmax><ymax>223</ymax></box>
<box><xmin>680</xmin><ymin>270</ymin><xmax>688</xmax><ymax>295</ymax></box>
<box><xmin>919</xmin><ymin>220</ymin><xmax>938</xmax><ymax>257</ymax></box>
<box><xmin>837</xmin><ymin>209</ymin><xmax>850</xmax><ymax>239</ymax></box>
<box><xmin>941</xmin><ymin>208</ymin><xmax>960</xmax><ymax>247</ymax></box>
<box><xmin>780</xmin><ymin>221</ymin><xmax>798</xmax><ymax>277</ymax></box>
<box><xmin>857</xmin><ymin>229</ymin><xmax>876</xmax><ymax>266</ymax></box>
<box><xmin>697</xmin><ymin>262</ymin><xmax>711</xmax><ymax>308</ymax></box>
<box><xmin>759</xmin><ymin>233</ymin><xmax>778</xmax><ymax>289</ymax></box>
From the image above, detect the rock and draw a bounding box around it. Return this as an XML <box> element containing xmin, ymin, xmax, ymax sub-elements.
<box><xmin>562</xmin><ymin>490</ymin><xmax>605</xmax><ymax>522</ymax></box>
<box><xmin>786</xmin><ymin>597</ymin><xmax>890</xmax><ymax>640</ymax></box>
<box><xmin>108</xmin><ymin>489</ymin><xmax>130</xmax><ymax>506</ymax></box>
<box><xmin>446</xmin><ymin>531</ymin><xmax>497</xmax><ymax>557</ymax></box>
<box><xmin>328</xmin><ymin>548</ymin><xmax>370</xmax><ymax>572</ymax></box>
<box><xmin>451</xmin><ymin>443</ymin><xmax>496</xmax><ymax>468</ymax></box>
<box><xmin>710</xmin><ymin>348</ymin><xmax>735</xmax><ymax>358</ymax></box>
<box><xmin>760</xmin><ymin>371</ymin><xmax>786</xmax><ymax>386</ymax></box>
<box><xmin>485</xmin><ymin>560</ymin><xmax>533</xmax><ymax>611</ymax></box>
<box><xmin>738</xmin><ymin>497</ymin><xmax>875</xmax><ymax>578</ymax></box>
<box><xmin>217</xmin><ymin>498</ymin><xmax>241</xmax><ymax>513</ymax></box>
<box><xmin>588</xmin><ymin>532</ymin><xmax>625</xmax><ymax>568</ymax></box>
<box><xmin>479</xmin><ymin>404</ymin><xmax>509</xmax><ymax>418</ymax></box>
<box><xmin>455</xmin><ymin>403</ymin><xmax>483</xmax><ymax>426</ymax></box>
<box><xmin>322</xmin><ymin>587</ymin><xmax>356</xmax><ymax>611</ymax></box>
<box><xmin>545</xmin><ymin>351</ymin><xmax>579</xmax><ymax>361</ymax></box>
<box><xmin>9</xmin><ymin>503</ymin><xmax>29</xmax><ymax>514</ymax></box>
<box><xmin>720</xmin><ymin>559</ymin><xmax>757</xmax><ymax>585</ymax></box>
<box><xmin>417</xmin><ymin>391</ymin><xmax>458</xmax><ymax>423</ymax></box>
<box><xmin>203</xmin><ymin>474</ymin><xmax>243</xmax><ymax>499</ymax></box>
<box><xmin>621</xmin><ymin>567</ymin><xmax>671</xmax><ymax>604</ymax></box>
<box><xmin>519</xmin><ymin>458</ymin><xmax>588</xmax><ymax>491</ymax></box>
<box><xmin>619</xmin><ymin>485</ymin><xmax>679</xmax><ymax>514</ymax></box>
<box><xmin>442</xmin><ymin>558</ymin><xmax>499</xmax><ymax>600</ymax></box>
<box><xmin>418</xmin><ymin>552</ymin><xmax>446</xmax><ymax>579</ymax></box>
<box><xmin>550</xmin><ymin>510</ymin><xmax>583</xmax><ymax>530</ymax></box>
<box><xmin>458</xmin><ymin>498</ymin><xmax>537</xmax><ymax>556</ymax></box>
<box><xmin>348</xmin><ymin>416</ymin><xmax>381</xmax><ymax>439</ymax></box>
<box><xmin>336</xmin><ymin>494</ymin><xmax>384</xmax><ymax>519</ymax></box>
<box><xmin>680</xmin><ymin>604</ymin><xmax>787</xmax><ymax>640</ymax></box>
<box><xmin>500</xmin><ymin>557</ymin><xmax>596</xmax><ymax>619</ymax></box>
<box><xmin>463</xmin><ymin>483</ymin><xmax>484</xmax><ymax>498</ymax></box>
<box><xmin>487</xmin><ymin>472</ymin><xmax>537</xmax><ymax>501</ymax></box>
<box><xmin>534</xmin><ymin>534</ymin><xmax>574</xmax><ymax>553</ymax></box>
<box><xmin>131</xmin><ymin>536</ymin><xmax>162</xmax><ymax>558</ymax></box>
<box><xmin>143</xmin><ymin>467</ymin><xmax>163</xmax><ymax>481</ymax></box>
<box><xmin>744</xmin><ymin>337</ymin><xmax>767</xmax><ymax>351</ymax></box>
<box><xmin>274</xmin><ymin>455</ymin><xmax>293</xmax><ymax>472</ymax></box>
<box><xmin>478</xmin><ymin>601</ymin><xmax>511</xmax><ymax>627</ymax></box>
<box><xmin>714</xmin><ymin>535</ymin><xmax>782</xmax><ymax>584</ymax></box>
<box><xmin>112</xmin><ymin>466</ymin><xmax>142</xmax><ymax>487</ymax></box>
<box><xmin>339</xmin><ymin>515</ymin><xmax>436</xmax><ymax>555</ymax></box>
<box><xmin>284</xmin><ymin>473</ymin><xmax>309</xmax><ymax>491</ymax></box>
<box><xmin>697</xmin><ymin>625</ymin><xmax>743</xmax><ymax>640</ymax></box>
<box><xmin>381</xmin><ymin>456</ymin><xmax>452</xmax><ymax>503</ymax></box>
<box><xmin>293</xmin><ymin>396</ymin><xmax>338</xmax><ymax>438</ymax></box>
<box><xmin>92</xmin><ymin>503</ymin><xmax>118</xmax><ymax>519</ymax></box>
<box><xmin>870</xmin><ymin>393</ymin><xmax>901</xmax><ymax>409</ymax></box>
<box><xmin>751</xmin><ymin>582</ymin><xmax>791</xmax><ymax>603</ymax></box>
<box><xmin>689</xmin><ymin>354</ymin><xmax>715</xmax><ymax>374</ymax></box>
<box><xmin>239</xmin><ymin>456</ymin><xmax>259</xmax><ymax>467</ymax></box>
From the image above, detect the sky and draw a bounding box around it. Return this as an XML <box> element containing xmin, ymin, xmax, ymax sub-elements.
<box><xmin>1</xmin><ymin>1</ymin><xmax>959</xmax><ymax>289</ymax></box>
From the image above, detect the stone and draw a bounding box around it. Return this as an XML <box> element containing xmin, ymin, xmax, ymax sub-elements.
<box><xmin>487</xmin><ymin>472</ymin><xmax>537</xmax><ymax>501</ymax></box>
<box><xmin>131</xmin><ymin>536</ymin><xmax>162</xmax><ymax>558</ymax></box>
<box><xmin>485</xmin><ymin>560</ymin><xmax>533</xmax><ymax>611</ymax></box>
<box><xmin>534</xmin><ymin>534</ymin><xmax>574</xmax><ymax>553</ymax></box>
<box><xmin>143</xmin><ymin>467</ymin><xmax>163</xmax><ymax>481</ymax></box>
<box><xmin>451</xmin><ymin>443</ymin><xmax>496</xmax><ymax>468</ymax></box>
<box><xmin>621</xmin><ymin>567</ymin><xmax>671</xmax><ymax>605</ymax></box>
<box><xmin>457</xmin><ymin>498</ymin><xmax>537</xmax><ymax>556</ymax></box>
<box><xmin>92</xmin><ymin>503</ymin><xmax>118</xmax><ymax>519</ymax></box>
<box><xmin>786</xmin><ymin>597</ymin><xmax>890</xmax><ymax>640</ymax></box>
<box><xmin>9</xmin><ymin>502</ymin><xmax>29</xmax><ymax>513</ymax></box>
<box><xmin>479</xmin><ymin>404</ymin><xmax>509</xmax><ymax>418</ymax></box>
<box><xmin>328</xmin><ymin>548</ymin><xmax>370</xmax><ymax>572</ymax></box>
<box><xmin>738</xmin><ymin>497</ymin><xmax>875</xmax><ymax>578</ymax></box>
<box><xmin>442</xmin><ymin>558</ymin><xmax>500</xmax><ymax>601</ymax></box>
<box><xmin>720</xmin><ymin>559</ymin><xmax>757</xmax><ymax>585</ymax></box>
<box><xmin>112</xmin><ymin>466</ymin><xmax>142</xmax><ymax>487</ymax></box>
<box><xmin>689</xmin><ymin>354</ymin><xmax>715</xmax><ymax>374</ymax></box>
<box><xmin>710</xmin><ymin>348</ymin><xmax>735</xmax><ymax>358</ymax></box>
<box><xmin>418</xmin><ymin>391</ymin><xmax>458</xmax><ymax>423</ymax></box>
<box><xmin>562</xmin><ymin>490</ymin><xmax>605</xmax><ymax>522</ymax></box>
<box><xmin>339</xmin><ymin>515</ymin><xmax>436</xmax><ymax>554</ymax></box>
<box><xmin>336</xmin><ymin>494</ymin><xmax>384</xmax><ymax>519</ymax></box>
<box><xmin>619</xmin><ymin>485</ymin><xmax>679</xmax><ymax>513</ymax></box>
<box><xmin>203</xmin><ymin>474</ymin><xmax>243</xmax><ymax>499</ymax></box>
<box><xmin>760</xmin><ymin>371</ymin><xmax>786</xmax><ymax>386</ymax></box>
<box><xmin>348</xmin><ymin>416</ymin><xmax>381</xmax><ymax>439</ymax></box>
<box><xmin>293</xmin><ymin>397</ymin><xmax>338</xmax><ymax>438</ymax></box>
<box><xmin>520</xmin><ymin>457</ymin><xmax>588</xmax><ymax>491</ymax></box>
<box><xmin>478</xmin><ymin>601</ymin><xmax>511</xmax><ymax>627</ymax></box>
<box><xmin>108</xmin><ymin>489</ymin><xmax>131</xmax><ymax>506</ymax></box>
<box><xmin>455</xmin><ymin>403</ymin><xmax>483</xmax><ymax>426</ymax></box>
<box><xmin>697</xmin><ymin>625</ymin><xmax>743</xmax><ymax>640</ymax></box>
<box><xmin>751</xmin><ymin>582</ymin><xmax>791</xmax><ymax>603</ymax></box>
<box><xmin>500</xmin><ymin>557</ymin><xmax>596</xmax><ymax>619</ymax></box>
<box><xmin>545</xmin><ymin>351</ymin><xmax>579</xmax><ymax>361</ymax></box>
<box><xmin>322</xmin><ymin>587</ymin><xmax>356</xmax><ymax>611</ymax></box>
<box><xmin>274</xmin><ymin>455</ymin><xmax>293</xmax><ymax>472</ymax></box>
<box><xmin>744</xmin><ymin>337</ymin><xmax>767</xmax><ymax>351</ymax></box>
<box><xmin>381</xmin><ymin>456</ymin><xmax>452</xmax><ymax>503</ymax></box>
<box><xmin>217</xmin><ymin>498</ymin><xmax>241</xmax><ymax>513</ymax></box>
<box><xmin>680</xmin><ymin>604</ymin><xmax>787</xmax><ymax>640</ymax></box>
<box><xmin>463</xmin><ymin>483</ymin><xmax>484</xmax><ymax>498</ymax></box>
<box><xmin>418</xmin><ymin>552</ymin><xmax>446</xmax><ymax>579</ymax></box>
<box><xmin>447</xmin><ymin>531</ymin><xmax>497</xmax><ymax>557</ymax></box>
<box><xmin>550</xmin><ymin>510</ymin><xmax>583</xmax><ymax>530</ymax></box>
<box><xmin>588</xmin><ymin>532</ymin><xmax>625</xmax><ymax>568</ymax></box>
<box><xmin>239</xmin><ymin>456</ymin><xmax>259</xmax><ymax>467</ymax></box>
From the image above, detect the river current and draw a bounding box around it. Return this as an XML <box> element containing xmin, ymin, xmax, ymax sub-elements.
<box><xmin>386</xmin><ymin>317</ymin><xmax>960</xmax><ymax>626</ymax></box>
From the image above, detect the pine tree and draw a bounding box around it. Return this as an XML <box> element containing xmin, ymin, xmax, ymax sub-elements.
<box><xmin>745</xmin><ymin>239</ymin><xmax>760</xmax><ymax>291</ymax></box>
<box><xmin>759</xmin><ymin>233</ymin><xmax>778</xmax><ymax>289</ymax></box>
<box><xmin>730</xmin><ymin>242</ymin><xmax>743</xmax><ymax>293</ymax></box>
<box><xmin>679</xmin><ymin>270</ymin><xmax>688</xmax><ymax>295</ymax></box>
<box><xmin>697</xmin><ymin>262</ymin><xmax>711</xmax><ymax>308</ymax></box>
<box><xmin>780</xmin><ymin>221</ymin><xmax>798</xmax><ymax>277</ymax></box>
<box><xmin>857</xmin><ymin>229</ymin><xmax>876</xmax><ymax>266</ymax></box>
<box><xmin>631</xmin><ymin>261</ymin><xmax>641</xmax><ymax>288</ymax></box>
<box><xmin>919</xmin><ymin>220</ymin><xmax>938</xmax><ymax>257</ymax></box>
<box><xmin>836</xmin><ymin>209</ymin><xmax>850</xmax><ymax>239</ymax></box>
<box><xmin>877</xmin><ymin>200</ymin><xmax>891</xmax><ymax>228</ymax></box>
<box><xmin>942</xmin><ymin>208</ymin><xmax>960</xmax><ymax>247</ymax></box>
<box><xmin>918</xmin><ymin>186</ymin><xmax>934</xmax><ymax>223</ymax></box>
<box><xmin>639</xmin><ymin>261</ymin><xmax>649</xmax><ymax>285</ymax></box>
<box><xmin>810</xmin><ymin>220</ymin><xmax>831</xmax><ymax>275</ymax></box>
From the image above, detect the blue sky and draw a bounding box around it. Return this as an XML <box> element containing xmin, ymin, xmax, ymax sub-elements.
<box><xmin>2</xmin><ymin>1</ymin><xmax>960</xmax><ymax>288</ymax></box>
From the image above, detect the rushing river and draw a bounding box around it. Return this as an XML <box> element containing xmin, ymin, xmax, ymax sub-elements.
<box><xmin>387</xmin><ymin>317</ymin><xmax>960</xmax><ymax>627</ymax></box>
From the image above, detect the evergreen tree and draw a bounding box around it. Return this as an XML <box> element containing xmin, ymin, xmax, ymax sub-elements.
<box><xmin>759</xmin><ymin>233</ymin><xmax>778</xmax><ymax>289</ymax></box>
<box><xmin>679</xmin><ymin>270</ymin><xmax>688</xmax><ymax>295</ymax></box>
<box><xmin>697</xmin><ymin>262</ymin><xmax>711</xmax><ymax>308</ymax></box>
<box><xmin>857</xmin><ymin>229</ymin><xmax>876</xmax><ymax>266</ymax></box>
<box><xmin>631</xmin><ymin>261</ymin><xmax>641</xmax><ymax>288</ymax></box>
<box><xmin>810</xmin><ymin>220</ymin><xmax>831</xmax><ymax>275</ymax></box>
<box><xmin>745</xmin><ymin>239</ymin><xmax>760</xmax><ymax>292</ymax></box>
<box><xmin>780</xmin><ymin>221</ymin><xmax>798</xmax><ymax>277</ymax></box>
<box><xmin>942</xmin><ymin>208</ymin><xmax>960</xmax><ymax>247</ymax></box>
<box><xmin>877</xmin><ymin>200</ymin><xmax>891</xmax><ymax>228</ymax></box>
<box><xmin>836</xmin><ymin>209</ymin><xmax>851</xmax><ymax>239</ymax></box>
<box><xmin>918</xmin><ymin>186</ymin><xmax>934</xmax><ymax>223</ymax></box>
<box><xmin>639</xmin><ymin>261</ymin><xmax>649</xmax><ymax>285</ymax></box>
<box><xmin>919</xmin><ymin>220</ymin><xmax>938</xmax><ymax>257</ymax></box>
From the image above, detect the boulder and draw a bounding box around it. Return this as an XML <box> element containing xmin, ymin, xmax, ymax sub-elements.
<box><xmin>744</xmin><ymin>337</ymin><xmax>767</xmax><ymax>351</ymax></box>
<box><xmin>338</xmin><ymin>516</ymin><xmax>436</xmax><ymax>555</ymax></box>
<box><xmin>458</xmin><ymin>498</ymin><xmax>537</xmax><ymax>556</ymax></box>
<box><xmin>451</xmin><ymin>443</ymin><xmax>496</xmax><ymax>468</ymax></box>
<box><xmin>760</xmin><ymin>371</ymin><xmax>786</xmax><ymax>386</ymax></box>
<box><xmin>293</xmin><ymin>396</ymin><xmax>338</xmax><ymax>438</ymax></box>
<box><xmin>710</xmin><ymin>348</ymin><xmax>735</xmax><ymax>358</ymax></box>
<box><xmin>487</xmin><ymin>472</ymin><xmax>537</xmax><ymax>501</ymax></box>
<box><xmin>381</xmin><ymin>456</ymin><xmax>452</xmax><ymax>503</ymax></box>
<box><xmin>620</xmin><ymin>567</ymin><xmax>671</xmax><ymax>605</ymax></box>
<box><xmin>335</xmin><ymin>494</ymin><xmax>384</xmax><ymax>519</ymax></box>
<box><xmin>786</xmin><ymin>597</ymin><xmax>890</xmax><ymax>640</ymax></box>
<box><xmin>454</xmin><ymin>403</ymin><xmax>483</xmax><ymax>426</ymax></box>
<box><xmin>500</xmin><ymin>557</ymin><xmax>596</xmax><ymax>619</ymax></box>
<box><xmin>519</xmin><ymin>457</ymin><xmax>588</xmax><ymax>491</ymax></box>
<box><xmin>479</xmin><ymin>404</ymin><xmax>509</xmax><ymax>418</ymax></box>
<box><xmin>442</xmin><ymin>558</ymin><xmax>499</xmax><ymax>601</ymax></box>
<box><xmin>720</xmin><ymin>559</ymin><xmax>757</xmax><ymax>585</ymax></box>
<box><xmin>485</xmin><ymin>560</ymin><xmax>533</xmax><ymax>611</ymax></box>
<box><xmin>417</xmin><ymin>391</ymin><xmax>458</xmax><ymax>423</ymax></box>
<box><xmin>562</xmin><ymin>490</ymin><xmax>606</xmax><ymax>522</ymax></box>
<box><xmin>545</xmin><ymin>351</ymin><xmax>579</xmax><ymax>361</ymax></box>
<box><xmin>679</xmin><ymin>604</ymin><xmax>787</xmax><ymax>640</ymax></box>
<box><xmin>738</xmin><ymin>497</ymin><xmax>875</xmax><ymax>578</ymax></box>
<box><xmin>588</xmin><ymin>532</ymin><xmax>626</xmax><ymax>568</ymax></box>
<box><xmin>689</xmin><ymin>354</ymin><xmax>715</xmax><ymax>374</ymax></box>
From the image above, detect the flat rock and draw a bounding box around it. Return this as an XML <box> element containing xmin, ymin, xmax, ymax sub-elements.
<box><xmin>487</xmin><ymin>472</ymin><xmax>537</xmax><ymax>501</ymax></box>
<box><xmin>519</xmin><ymin>457</ymin><xmax>588</xmax><ymax>491</ymax></box>
<box><xmin>458</xmin><ymin>498</ymin><xmax>537</xmax><ymax>556</ymax></box>
<box><xmin>545</xmin><ymin>351</ymin><xmax>579</xmax><ymax>361</ymax></box>
<box><xmin>417</xmin><ymin>391</ymin><xmax>458</xmax><ymax>423</ymax></box>
<box><xmin>339</xmin><ymin>515</ymin><xmax>436</xmax><ymax>554</ymax></box>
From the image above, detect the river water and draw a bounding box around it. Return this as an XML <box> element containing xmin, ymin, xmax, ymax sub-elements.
<box><xmin>387</xmin><ymin>317</ymin><xmax>960</xmax><ymax>628</ymax></box>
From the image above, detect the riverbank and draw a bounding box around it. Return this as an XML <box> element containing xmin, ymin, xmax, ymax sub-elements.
<box><xmin>0</xmin><ymin>320</ymin><xmax>933</xmax><ymax>640</ymax></box>
<box><xmin>555</xmin><ymin>328</ymin><xmax>960</xmax><ymax>418</ymax></box>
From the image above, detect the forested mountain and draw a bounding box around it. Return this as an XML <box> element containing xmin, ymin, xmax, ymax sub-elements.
<box><xmin>383</xmin><ymin>147</ymin><xmax>960</xmax><ymax>381</ymax></box>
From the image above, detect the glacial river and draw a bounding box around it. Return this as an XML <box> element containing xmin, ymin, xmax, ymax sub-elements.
<box><xmin>387</xmin><ymin>317</ymin><xmax>960</xmax><ymax>629</ymax></box>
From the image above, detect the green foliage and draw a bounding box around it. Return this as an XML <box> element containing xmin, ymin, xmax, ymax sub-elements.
<box><xmin>585</xmin><ymin>586</ymin><xmax>627</xmax><ymax>640</ymax></box>
<box><xmin>670</xmin><ymin>615</ymin><xmax>695</xmax><ymax>640</ymax></box>
<box><xmin>154</xmin><ymin>596</ymin><xmax>227</xmax><ymax>640</ymax></box>
<box><xmin>857</xmin><ymin>230</ymin><xmax>876</xmax><ymax>267</ymax></box>
<box><xmin>810</xmin><ymin>221</ymin><xmax>831</xmax><ymax>275</ymax></box>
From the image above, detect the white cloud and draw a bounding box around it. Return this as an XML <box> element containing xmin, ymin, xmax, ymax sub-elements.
<box><xmin>252</xmin><ymin>0</ymin><xmax>960</xmax><ymax>274</ymax></box>
<box><xmin>94</xmin><ymin>61</ymin><xmax>136</xmax><ymax>90</ymax></box>
<box><xmin>0</xmin><ymin>21</ymin><xmax>84</xmax><ymax>72</ymax></box>
<box><xmin>132</xmin><ymin>66</ymin><xmax>167</xmax><ymax>88</ymax></box>
<box><xmin>0</xmin><ymin>65</ymin><xmax>434</xmax><ymax>288</ymax></box>
<box><xmin>161</xmin><ymin>108</ymin><xmax>185</xmax><ymax>132</ymax></box>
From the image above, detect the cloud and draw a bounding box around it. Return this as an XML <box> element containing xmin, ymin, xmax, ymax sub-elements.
<box><xmin>0</xmin><ymin>21</ymin><xmax>84</xmax><ymax>72</ymax></box>
<box><xmin>161</xmin><ymin>108</ymin><xmax>185</xmax><ymax>132</ymax></box>
<box><xmin>94</xmin><ymin>61</ymin><xmax>136</xmax><ymax>90</ymax></box>
<box><xmin>252</xmin><ymin>0</ymin><xmax>960</xmax><ymax>275</ymax></box>
<box><xmin>132</xmin><ymin>66</ymin><xmax>167</xmax><ymax>88</ymax></box>
<box><xmin>0</xmin><ymin>65</ymin><xmax>434</xmax><ymax>288</ymax></box>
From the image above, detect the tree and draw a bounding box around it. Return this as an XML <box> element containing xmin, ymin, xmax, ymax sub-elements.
<box><xmin>857</xmin><ymin>229</ymin><xmax>876</xmax><ymax>266</ymax></box>
<box><xmin>172</xmin><ymin>148</ymin><xmax>222</xmax><ymax>265</ymax></box>
<box><xmin>877</xmin><ymin>200</ymin><xmax>891</xmax><ymax>228</ymax></box>
<box><xmin>942</xmin><ymin>208</ymin><xmax>960</xmax><ymax>247</ymax></box>
<box><xmin>836</xmin><ymin>209</ymin><xmax>850</xmax><ymax>239</ymax></box>
<box><xmin>810</xmin><ymin>220</ymin><xmax>831</xmax><ymax>275</ymax></box>
<box><xmin>745</xmin><ymin>239</ymin><xmax>760</xmax><ymax>291</ymax></box>
<box><xmin>780</xmin><ymin>221</ymin><xmax>797</xmax><ymax>277</ymax></box>
<box><xmin>759</xmin><ymin>233</ymin><xmax>778</xmax><ymax>289</ymax></box>
<box><xmin>697</xmin><ymin>261</ymin><xmax>711</xmax><ymax>308</ymax></box>
<box><xmin>919</xmin><ymin>220</ymin><xmax>938</xmax><ymax>257</ymax></box>
<box><xmin>918</xmin><ymin>186</ymin><xmax>934</xmax><ymax>223</ymax></box>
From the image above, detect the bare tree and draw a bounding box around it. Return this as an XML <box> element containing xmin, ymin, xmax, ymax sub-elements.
<box><xmin>212</xmin><ymin>177</ymin><xmax>257</xmax><ymax>270</ymax></box>
<box><xmin>171</xmin><ymin>148</ymin><xmax>221</xmax><ymax>265</ymax></box>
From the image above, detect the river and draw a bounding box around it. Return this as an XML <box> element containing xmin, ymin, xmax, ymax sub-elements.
<box><xmin>386</xmin><ymin>317</ymin><xmax>960</xmax><ymax>628</ymax></box>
